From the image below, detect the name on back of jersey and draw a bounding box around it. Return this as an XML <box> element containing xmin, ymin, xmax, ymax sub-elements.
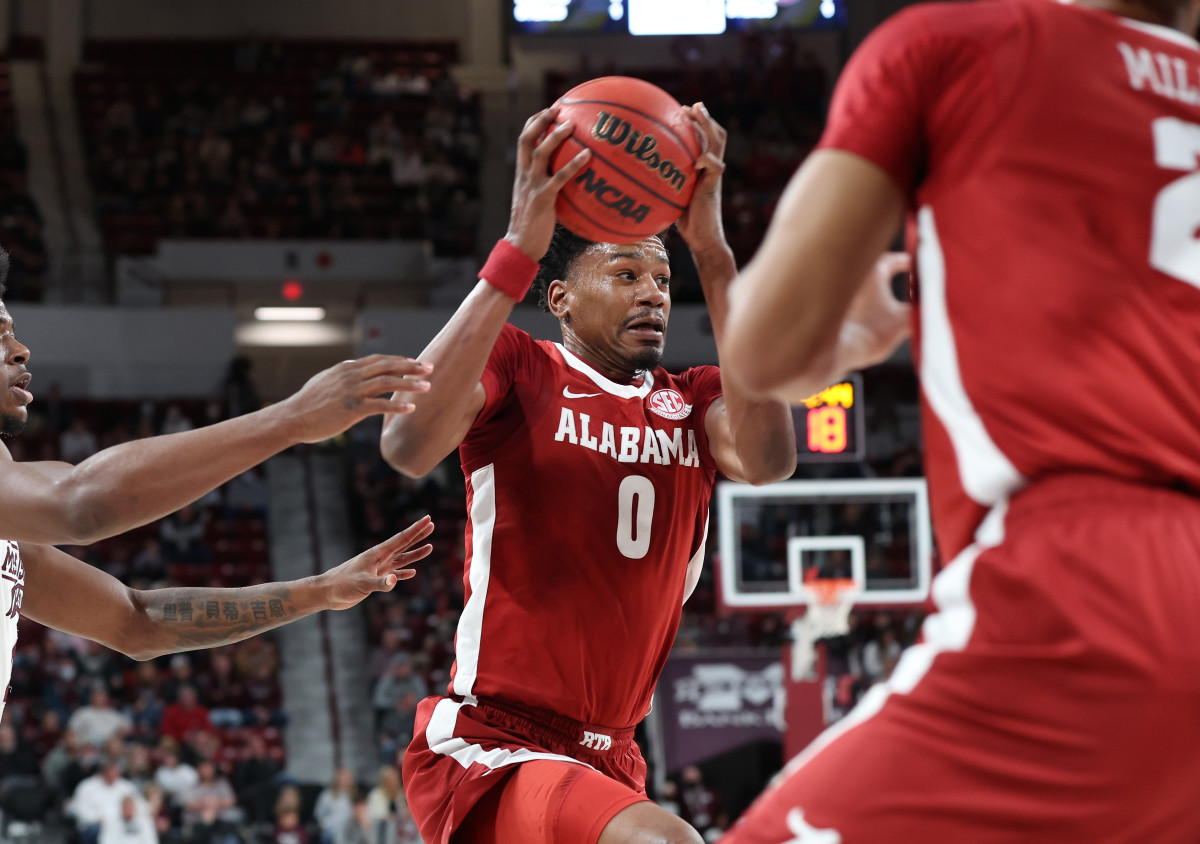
<box><xmin>1118</xmin><ymin>42</ymin><xmax>1200</xmax><ymax>106</ymax></box>
<box><xmin>554</xmin><ymin>407</ymin><xmax>702</xmax><ymax>467</ymax></box>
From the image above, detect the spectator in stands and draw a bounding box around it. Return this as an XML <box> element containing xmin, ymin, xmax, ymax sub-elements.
<box><xmin>394</xmin><ymin>798</ymin><xmax>422</xmax><ymax>844</ymax></box>
<box><xmin>153</xmin><ymin>739</ymin><xmax>198</xmax><ymax>806</ymax></box>
<box><xmin>186</xmin><ymin>793</ymin><xmax>245</xmax><ymax>844</ymax></box>
<box><xmin>201</xmin><ymin>650</ymin><xmax>247</xmax><ymax>727</ymax></box>
<box><xmin>142</xmin><ymin>783</ymin><xmax>172</xmax><ymax>840</ymax></box>
<box><xmin>78</xmin><ymin>639</ymin><xmax>122</xmax><ymax>690</ymax></box>
<box><xmin>131</xmin><ymin>538</ymin><xmax>167</xmax><ymax>584</ymax></box>
<box><xmin>42</xmin><ymin>730</ymin><xmax>91</xmax><ymax>801</ymax></box>
<box><xmin>378</xmin><ymin>691</ymin><xmax>419</xmax><ymax>762</ymax></box>
<box><xmin>335</xmin><ymin>795</ymin><xmax>372</xmax><ymax>844</ymax></box>
<box><xmin>181</xmin><ymin>760</ymin><xmax>238</xmax><ymax>828</ymax></box>
<box><xmin>272</xmin><ymin>801</ymin><xmax>310</xmax><ymax>844</ymax></box>
<box><xmin>159</xmin><ymin>506</ymin><xmax>210</xmax><ymax>565</ymax></box>
<box><xmin>99</xmin><ymin>793</ymin><xmax>158</xmax><ymax>844</ymax></box>
<box><xmin>230</xmin><ymin>731</ymin><xmax>283</xmax><ymax>825</ymax></box>
<box><xmin>862</xmin><ymin>625</ymin><xmax>903</xmax><ymax>682</ymax></box>
<box><xmin>160</xmin><ymin>685</ymin><xmax>214</xmax><ymax>743</ymax></box>
<box><xmin>69</xmin><ymin>688</ymin><xmax>133</xmax><ymax>749</ymax></box>
<box><xmin>70</xmin><ymin>757</ymin><xmax>140</xmax><ymax>844</ymax></box>
<box><xmin>314</xmin><ymin>767</ymin><xmax>356</xmax><ymax>844</ymax></box>
<box><xmin>371</xmin><ymin>653</ymin><xmax>427</xmax><ymax>726</ymax></box>
<box><xmin>241</xmin><ymin>661</ymin><xmax>285</xmax><ymax>727</ymax></box>
<box><xmin>162</xmin><ymin>654</ymin><xmax>199</xmax><ymax>705</ymax></box>
<box><xmin>679</xmin><ymin>765</ymin><xmax>726</xmax><ymax>839</ymax></box>
<box><xmin>123</xmin><ymin>744</ymin><xmax>156</xmax><ymax>791</ymax></box>
<box><xmin>60</xmin><ymin>417</ymin><xmax>100</xmax><ymax>464</ymax></box>
<box><xmin>0</xmin><ymin>722</ymin><xmax>37</xmax><ymax>778</ymax></box>
<box><xmin>365</xmin><ymin>766</ymin><xmax>403</xmax><ymax>842</ymax></box>
<box><xmin>225</xmin><ymin>468</ymin><xmax>269</xmax><ymax>520</ymax></box>
<box><xmin>27</xmin><ymin>708</ymin><xmax>64</xmax><ymax>758</ymax></box>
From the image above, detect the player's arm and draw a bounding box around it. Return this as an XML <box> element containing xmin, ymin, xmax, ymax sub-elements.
<box><xmin>19</xmin><ymin>517</ymin><xmax>433</xmax><ymax>661</ymax></box>
<box><xmin>679</xmin><ymin>104</ymin><xmax>796</xmax><ymax>486</ymax></box>
<box><xmin>0</xmin><ymin>356</ymin><xmax>430</xmax><ymax>545</ymax></box>
<box><xmin>724</xmin><ymin>153</ymin><xmax>910</xmax><ymax>404</ymax></box>
<box><xmin>380</xmin><ymin>107</ymin><xmax>591</xmax><ymax>477</ymax></box>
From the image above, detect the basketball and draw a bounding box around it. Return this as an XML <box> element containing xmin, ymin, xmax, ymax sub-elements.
<box><xmin>549</xmin><ymin>76</ymin><xmax>702</xmax><ymax>244</ymax></box>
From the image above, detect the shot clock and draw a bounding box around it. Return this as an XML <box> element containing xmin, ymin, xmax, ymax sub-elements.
<box><xmin>794</xmin><ymin>373</ymin><xmax>865</xmax><ymax>462</ymax></box>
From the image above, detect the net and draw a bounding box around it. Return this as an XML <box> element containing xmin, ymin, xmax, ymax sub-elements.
<box><xmin>791</xmin><ymin>578</ymin><xmax>860</xmax><ymax>680</ymax></box>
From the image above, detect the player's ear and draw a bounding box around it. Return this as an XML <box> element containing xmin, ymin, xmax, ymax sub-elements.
<box><xmin>547</xmin><ymin>278</ymin><xmax>571</xmax><ymax>321</ymax></box>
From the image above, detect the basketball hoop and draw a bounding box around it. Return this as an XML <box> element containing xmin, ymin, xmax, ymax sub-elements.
<box><xmin>791</xmin><ymin>578</ymin><xmax>860</xmax><ymax>680</ymax></box>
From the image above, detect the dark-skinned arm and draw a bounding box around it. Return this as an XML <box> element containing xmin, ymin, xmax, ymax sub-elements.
<box><xmin>0</xmin><ymin>356</ymin><xmax>430</xmax><ymax>545</ymax></box>
<box><xmin>19</xmin><ymin>518</ymin><xmax>433</xmax><ymax>661</ymax></box>
<box><xmin>679</xmin><ymin>104</ymin><xmax>796</xmax><ymax>485</ymax></box>
<box><xmin>380</xmin><ymin>107</ymin><xmax>591</xmax><ymax>477</ymax></box>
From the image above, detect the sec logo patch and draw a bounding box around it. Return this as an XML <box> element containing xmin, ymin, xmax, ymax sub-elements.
<box><xmin>648</xmin><ymin>389</ymin><xmax>692</xmax><ymax>420</ymax></box>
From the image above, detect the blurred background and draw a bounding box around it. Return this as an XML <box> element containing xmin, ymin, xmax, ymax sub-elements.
<box><xmin>0</xmin><ymin>1</ymin><xmax>929</xmax><ymax>842</ymax></box>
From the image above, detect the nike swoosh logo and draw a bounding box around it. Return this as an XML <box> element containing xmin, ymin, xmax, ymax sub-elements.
<box><xmin>563</xmin><ymin>387</ymin><xmax>602</xmax><ymax>399</ymax></box>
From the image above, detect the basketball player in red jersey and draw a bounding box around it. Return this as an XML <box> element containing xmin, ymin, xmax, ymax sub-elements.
<box><xmin>721</xmin><ymin>0</ymin><xmax>1200</xmax><ymax>839</ymax></box>
<box><xmin>0</xmin><ymin>273</ymin><xmax>435</xmax><ymax>723</ymax></box>
<box><xmin>381</xmin><ymin>103</ymin><xmax>903</xmax><ymax>843</ymax></box>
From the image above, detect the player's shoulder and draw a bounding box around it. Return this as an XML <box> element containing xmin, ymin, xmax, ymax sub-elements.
<box><xmin>654</xmin><ymin>364</ymin><xmax>723</xmax><ymax>404</ymax></box>
<box><xmin>872</xmin><ymin>0</ymin><xmax>1035</xmax><ymax>49</ymax></box>
<box><xmin>495</xmin><ymin>321</ymin><xmax>557</xmax><ymax>361</ymax></box>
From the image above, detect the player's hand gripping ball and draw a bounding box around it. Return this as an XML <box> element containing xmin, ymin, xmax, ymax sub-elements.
<box><xmin>549</xmin><ymin>76</ymin><xmax>702</xmax><ymax>243</ymax></box>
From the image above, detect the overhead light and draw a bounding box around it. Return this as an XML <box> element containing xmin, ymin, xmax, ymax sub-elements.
<box><xmin>237</xmin><ymin>321</ymin><xmax>350</xmax><ymax>347</ymax></box>
<box><xmin>254</xmin><ymin>307</ymin><xmax>326</xmax><ymax>322</ymax></box>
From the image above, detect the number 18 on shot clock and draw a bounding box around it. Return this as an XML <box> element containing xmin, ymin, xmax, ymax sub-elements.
<box><xmin>794</xmin><ymin>373</ymin><xmax>865</xmax><ymax>462</ymax></box>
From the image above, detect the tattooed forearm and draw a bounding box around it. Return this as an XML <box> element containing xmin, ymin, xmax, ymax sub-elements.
<box><xmin>132</xmin><ymin>581</ymin><xmax>319</xmax><ymax>655</ymax></box>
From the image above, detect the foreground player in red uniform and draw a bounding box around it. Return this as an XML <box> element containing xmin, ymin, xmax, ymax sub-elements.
<box><xmin>722</xmin><ymin>0</ymin><xmax>1200</xmax><ymax>840</ymax></box>
<box><xmin>0</xmin><ymin>281</ymin><xmax>435</xmax><ymax>723</ymax></box>
<box><xmin>380</xmin><ymin>106</ymin><xmax>820</xmax><ymax>843</ymax></box>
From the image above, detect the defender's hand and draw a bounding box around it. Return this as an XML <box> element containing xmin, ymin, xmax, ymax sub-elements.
<box><xmin>839</xmin><ymin>252</ymin><xmax>912</xmax><ymax>371</ymax></box>
<box><xmin>504</xmin><ymin>106</ymin><xmax>592</xmax><ymax>262</ymax></box>
<box><xmin>320</xmin><ymin>516</ymin><xmax>435</xmax><ymax>611</ymax></box>
<box><xmin>282</xmin><ymin>355</ymin><xmax>433</xmax><ymax>444</ymax></box>
<box><xmin>676</xmin><ymin>102</ymin><xmax>728</xmax><ymax>256</ymax></box>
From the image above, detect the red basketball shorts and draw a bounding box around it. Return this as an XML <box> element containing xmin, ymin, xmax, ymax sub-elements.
<box><xmin>403</xmin><ymin>695</ymin><xmax>650</xmax><ymax>843</ymax></box>
<box><xmin>724</xmin><ymin>474</ymin><xmax>1200</xmax><ymax>843</ymax></box>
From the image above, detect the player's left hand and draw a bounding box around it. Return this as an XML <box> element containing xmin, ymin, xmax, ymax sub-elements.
<box><xmin>839</xmin><ymin>252</ymin><xmax>913</xmax><ymax>371</ymax></box>
<box><xmin>676</xmin><ymin>102</ymin><xmax>728</xmax><ymax>255</ymax></box>
<box><xmin>319</xmin><ymin>516</ymin><xmax>435</xmax><ymax>611</ymax></box>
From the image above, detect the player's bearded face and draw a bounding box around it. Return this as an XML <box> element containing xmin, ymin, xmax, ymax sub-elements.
<box><xmin>564</xmin><ymin>239</ymin><xmax>671</xmax><ymax>375</ymax></box>
<box><xmin>0</xmin><ymin>412</ymin><xmax>25</xmax><ymax>437</ymax></box>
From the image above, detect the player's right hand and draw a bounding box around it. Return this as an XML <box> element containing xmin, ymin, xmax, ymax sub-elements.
<box><xmin>503</xmin><ymin>106</ymin><xmax>592</xmax><ymax>262</ymax></box>
<box><xmin>281</xmin><ymin>355</ymin><xmax>433</xmax><ymax>443</ymax></box>
<box><xmin>840</xmin><ymin>252</ymin><xmax>912</xmax><ymax>371</ymax></box>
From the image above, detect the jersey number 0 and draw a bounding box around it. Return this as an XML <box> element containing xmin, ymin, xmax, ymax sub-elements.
<box><xmin>1150</xmin><ymin>117</ymin><xmax>1200</xmax><ymax>287</ymax></box>
<box><xmin>616</xmin><ymin>475</ymin><xmax>655</xmax><ymax>559</ymax></box>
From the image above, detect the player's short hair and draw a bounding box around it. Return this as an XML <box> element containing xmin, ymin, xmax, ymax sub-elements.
<box><xmin>533</xmin><ymin>224</ymin><xmax>674</xmax><ymax>312</ymax></box>
<box><xmin>534</xmin><ymin>223</ymin><xmax>594</xmax><ymax>312</ymax></box>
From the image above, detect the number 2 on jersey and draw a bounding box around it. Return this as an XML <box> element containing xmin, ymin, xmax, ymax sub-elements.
<box><xmin>1150</xmin><ymin>117</ymin><xmax>1200</xmax><ymax>287</ymax></box>
<box><xmin>616</xmin><ymin>475</ymin><xmax>655</xmax><ymax>559</ymax></box>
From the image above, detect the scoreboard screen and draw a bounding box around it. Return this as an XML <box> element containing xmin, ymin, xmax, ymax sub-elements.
<box><xmin>511</xmin><ymin>0</ymin><xmax>845</xmax><ymax>34</ymax></box>
<box><xmin>793</xmin><ymin>373</ymin><xmax>865</xmax><ymax>462</ymax></box>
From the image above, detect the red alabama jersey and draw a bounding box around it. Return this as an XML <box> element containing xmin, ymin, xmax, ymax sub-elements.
<box><xmin>820</xmin><ymin>0</ymin><xmax>1200</xmax><ymax>558</ymax></box>
<box><xmin>451</xmin><ymin>323</ymin><xmax>723</xmax><ymax>729</ymax></box>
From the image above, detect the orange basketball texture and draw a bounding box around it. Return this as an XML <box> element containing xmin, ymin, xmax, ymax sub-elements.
<box><xmin>549</xmin><ymin>77</ymin><xmax>701</xmax><ymax>244</ymax></box>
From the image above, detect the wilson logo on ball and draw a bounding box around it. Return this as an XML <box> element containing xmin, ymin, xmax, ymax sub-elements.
<box><xmin>591</xmin><ymin>112</ymin><xmax>688</xmax><ymax>194</ymax></box>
